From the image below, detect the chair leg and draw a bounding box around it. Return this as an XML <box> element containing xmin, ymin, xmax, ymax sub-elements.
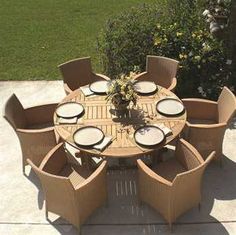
<box><xmin>76</xmin><ymin>224</ymin><xmax>81</xmax><ymax>235</ymax></box>
<box><xmin>45</xmin><ymin>209</ymin><xmax>49</xmax><ymax>220</ymax></box>
<box><xmin>198</xmin><ymin>203</ymin><xmax>201</xmax><ymax>211</ymax></box>
<box><xmin>23</xmin><ymin>166</ymin><xmax>26</xmax><ymax>176</ymax></box>
<box><xmin>45</xmin><ymin>202</ymin><xmax>49</xmax><ymax>220</ymax></box>
<box><xmin>104</xmin><ymin>198</ymin><xmax>109</xmax><ymax>208</ymax></box>
<box><xmin>137</xmin><ymin>194</ymin><xmax>143</xmax><ymax>207</ymax></box>
<box><xmin>169</xmin><ymin>222</ymin><xmax>173</xmax><ymax>233</ymax></box>
<box><xmin>219</xmin><ymin>157</ymin><xmax>223</xmax><ymax>168</ymax></box>
<box><xmin>23</xmin><ymin>159</ymin><xmax>26</xmax><ymax>175</ymax></box>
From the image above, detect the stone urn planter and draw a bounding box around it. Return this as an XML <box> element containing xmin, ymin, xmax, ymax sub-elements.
<box><xmin>111</xmin><ymin>98</ymin><xmax>130</xmax><ymax>116</ymax></box>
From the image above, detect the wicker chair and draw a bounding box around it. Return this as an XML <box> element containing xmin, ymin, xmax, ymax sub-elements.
<box><xmin>182</xmin><ymin>86</ymin><xmax>236</xmax><ymax>162</ymax></box>
<box><xmin>27</xmin><ymin>143</ymin><xmax>107</xmax><ymax>234</ymax></box>
<box><xmin>3</xmin><ymin>94</ymin><xmax>58</xmax><ymax>174</ymax></box>
<box><xmin>58</xmin><ymin>57</ymin><xmax>110</xmax><ymax>94</ymax></box>
<box><xmin>137</xmin><ymin>138</ymin><xmax>214</xmax><ymax>231</ymax></box>
<box><xmin>134</xmin><ymin>55</ymin><xmax>179</xmax><ymax>91</ymax></box>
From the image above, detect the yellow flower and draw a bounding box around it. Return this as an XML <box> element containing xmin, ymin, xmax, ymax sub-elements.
<box><xmin>154</xmin><ymin>38</ymin><xmax>162</xmax><ymax>45</ymax></box>
<box><xmin>192</xmin><ymin>33</ymin><xmax>196</xmax><ymax>38</ymax></box>
<box><xmin>194</xmin><ymin>56</ymin><xmax>201</xmax><ymax>61</ymax></box>
<box><xmin>176</xmin><ymin>32</ymin><xmax>183</xmax><ymax>37</ymax></box>
<box><xmin>202</xmin><ymin>43</ymin><xmax>211</xmax><ymax>52</ymax></box>
<box><xmin>157</xmin><ymin>23</ymin><xmax>161</xmax><ymax>29</ymax></box>
<box><xmin>179</xmin><ymin>54</ymin><xmax>188</xmax><ymax>59</ymax></box>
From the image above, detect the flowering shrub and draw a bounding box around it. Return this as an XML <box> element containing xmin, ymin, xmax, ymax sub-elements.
<box><xmin>152</xmin><ymin>22</ymin><xmax>232</xmax><ymax>98</ymax></box>
<box><xmin>98</xmin><ymin>2</ymin><xmax>233</xmax><ymax>99</ymax></box>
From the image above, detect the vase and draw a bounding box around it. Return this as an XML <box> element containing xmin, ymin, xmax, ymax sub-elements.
<box><xmin>112</xmin><ymin>100</ymin><xmax>130</xmax><ymax>116</ymax></box>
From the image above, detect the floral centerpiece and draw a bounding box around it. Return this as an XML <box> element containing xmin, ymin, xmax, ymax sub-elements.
<box><xmin>106</xmin><ymin>72</ymin><xmax>138</xmax><ymax>111</ymax></box>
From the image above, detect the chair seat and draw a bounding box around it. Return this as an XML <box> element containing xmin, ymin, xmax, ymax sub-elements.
<box><xmin>188</xmin><ymin>118</ymin><xmax>217</xmax><ymax>125</ymax></box>
<box><xmin>28</xmin><ymin>122</ymin><xmax>54</xmax><ymax>129</ymax></box>
<box><xmin>152</xmin><ymin>158</ymin><xmax>186</xmax><ymax>182</ymax></box>
<box><xmin>59</xmin><ymin>164</ymin><xmax>92</xmax><ymax>188</ymax></box>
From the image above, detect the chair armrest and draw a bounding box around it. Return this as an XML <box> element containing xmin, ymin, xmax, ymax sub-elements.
<box><xmin>133</xmin><ymin>72</ymin><xmax>148</xmax><ymax>80</ymax></box>
<box><xmin>94</xmin><ymin>73</ymin><xmax>111</xmax><ymax>81</ymax></box>
<box><xmin>182</xmin><ymin>98</ymin><xmax>218</xmax><ymax>120</ymax></box>
<box><xmin>64</xmin><ymin>143</ymin><xmax>82</xmax><ymax>165</ymax></box>
<box><xmin>185</xmin><ymin>122</ymin><xmax>227</xmax><ymax>160</ymax></box>
<box><xmin>25</xmin><ymin>103</ymin><xmax>58</xmax><ymax>126</ymax></box>
<box><xmin>75</xmin><ymin>160</ymin><xmax>107</xmax><ymax>189</ymax></box>
<box><xmin>137</xmin><ymin>159</ymin><xmax>172</xmax><ymax>219</ymax></box>
<box><xmin>168</xmin><ymin>77</ymin><xmax>177</xmax><ymax>91</ymax></box>
<box><xmin>40</xmin><ymin>142</ymin><xmax>67</xmax><ymax>174</ymax></box>
<box><xmin>186</xmin><ymin>122</ymin><xmax>227</xmax><ymax>129</ymax></box>
<box><xmin>137</xmin><ymin>159</ymin><xmax>172</xmax><ymax>186</ymax></box>
<box><xmin>16</xmin><ymin>127</ymin><xmax>58</xmax><ymax>166</ymax></box>
<box><xmin>185</xmin><ymin>122</ymin><xmax>227</xmax><ymax>139</ymax></box>
<box><xmin>175</xmin><ymin>138</ymin><xmax>204</xmax><ymax>170</ymax></box>
<box><xmin>75</xmin><ymin>161</ymin><xmax>108</xmax><ymax>223</ymax></box>
<box><xmin>63</xmin><ymin>82</ymin><xmax>73</xmax><ymax>95</ymax></box>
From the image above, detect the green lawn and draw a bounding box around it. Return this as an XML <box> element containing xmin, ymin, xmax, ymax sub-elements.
<box><xmin>0</xmin><ymin>0</ymin><xmax>156</xmax><ymax>80</ymax></box>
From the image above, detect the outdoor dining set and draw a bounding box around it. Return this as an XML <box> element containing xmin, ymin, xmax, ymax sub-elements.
<box><xmin>3</xmin><ymin>55</ymin><xmax>236</xmax><ymax>234</ymax></box>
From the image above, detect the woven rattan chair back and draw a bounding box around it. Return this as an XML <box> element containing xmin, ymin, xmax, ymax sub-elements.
<box><xmin>171</xmin><ymin>152</ymin><xmax>213</xmax><ymax>223</ymax></box>
<box><xmin>28</xmin><ymin>143</ymin><xmax>107</xmax><ymax>233</ymax></box>
<box><xmin>27</xmin><ymin>158</ymin><xmax>79</xmax><ymax>229</ymax></box>
<box><xmin>146</xmin><ymin>55</ymin><xmax>179</xmax><ymax>89</ymax></box>
<box><xmin>4</xmin><ymin>94</ymin><xmax>58</xmax><ymax>173</ymax></box>
<box><xmin>3</xmin><ymin>94</ymin><xmax>26</xmax><ymax>129</ymax></box>
<box><xmin>137</xmin><ymin>139</ymin><xmax>214</xmax><ymax>231</ymax></box>
<box><xmin>217</xmin><ymin>86</ymin><xmax>236</xmax><ymax>124</ymax></box>
<box><xmin>58</xmin><ymin>57</ymin><xmax>93</xmax><ymax>91</ymax></box>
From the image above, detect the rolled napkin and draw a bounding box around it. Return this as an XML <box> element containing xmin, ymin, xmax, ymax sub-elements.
<box><xmin>80</xmin><ymin>85</ymin><xmax>94</xmax><ymax>96</ymax></box>
<box><xmin>93</xmin><ymin>136</ymin><xmax>113</xmax><ymax>151</ymax></box>
<box><xmin>58</xmin><ymin>117</ymin><xmax>78</xmax><ymax>124</ymax></box>
<box><xmin>153</xmin><ymin>123</ymin><xmax>172</xmax><ymax>137</ymax></box>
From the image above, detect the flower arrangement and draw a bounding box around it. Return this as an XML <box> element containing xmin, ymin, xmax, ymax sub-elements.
<box><xmin>106</xmin><ymin>72</ymin><xmax>138</xmax><ymax>109</ymax></box>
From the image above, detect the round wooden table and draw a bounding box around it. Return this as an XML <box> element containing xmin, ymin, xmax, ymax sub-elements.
<box><xmin>54</xmin><ymin>86</ymin><xmax>186</xmax><ymax>158</ymax></box>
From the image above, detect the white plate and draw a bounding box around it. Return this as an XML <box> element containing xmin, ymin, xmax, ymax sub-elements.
<box><xmin>134</xmin><ymin>125</ymin><xmax>165</xmax><ymax>146</ymax></box>
<box><xmin>89</xmin><ymin>80</ymin><xmax>109</xmax><ymax>94</ymax></box>
<box><xmin>56</xmin><ymin>102</ymin><xmax>84</xmax><ymax>119</ymax></box>
<box><xmin>73</xmin><ymin>126</ymin><xmax>104</xmax><ymax>147</ymax></box>
<box><xmin>156</xmin><ymin>98</ymin><xmax>185</xmax><ymax>116</ymax></box>
<box><xmin>134</xmin><ymin>81</ymin><xmax>157</xmax><ymax>94</ymax></box>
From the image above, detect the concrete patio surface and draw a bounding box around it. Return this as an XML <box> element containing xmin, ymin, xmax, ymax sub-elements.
<box><xmin>0</xmin><ymin>81</ymin><xmax>236</xmax><ymax>235</ymax></box>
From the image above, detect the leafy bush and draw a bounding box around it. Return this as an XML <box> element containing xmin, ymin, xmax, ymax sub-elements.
<box><xmin>97</xmin><ymin>4</ymin><xmax>166</xmax><ymax>78</ymax></box>
<box><xmin>98</xmin><ymin>1</ymin><xmax>233</xmax><ymax>99</ymax></box>
<box><xmin>152</xmin><ymin>22</ymin><xmax>231</xmax><ymax>99</ymax></box>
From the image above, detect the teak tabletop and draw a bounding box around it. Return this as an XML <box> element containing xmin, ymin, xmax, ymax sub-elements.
<box><xmin>54</xmin><ymin>86</ymin><xmax>187</xmax><ymax>158</ymax></box>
